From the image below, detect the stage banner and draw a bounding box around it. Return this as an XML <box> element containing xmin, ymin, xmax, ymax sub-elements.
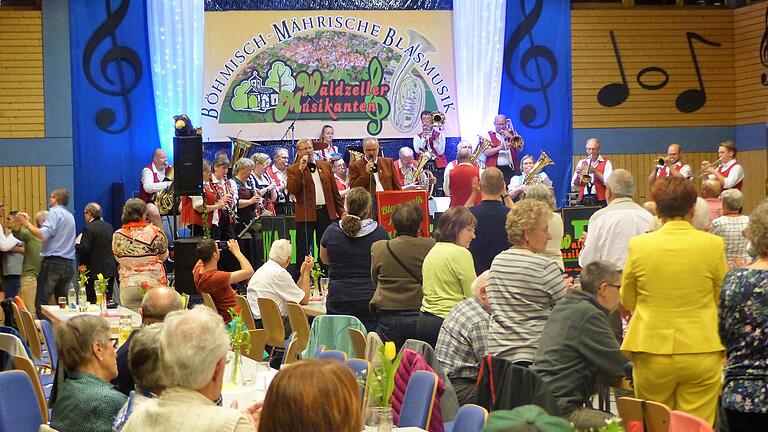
<box><xmin>377</xmin><ymin>190</ymin><xmax>430</xmax><ymax>238</ymax></box>
<box><xmin>498</xmin><ymin>0</ymin><xmax>572</xmax><ymax>207</ymax></box>
<box><xmin>202</xmin><ymin>10</ymin><xmax>458</xmax><ymax>141</ymax></box>
<box><xmin>69</xmin><ymin>0</ymin><xmax>161</xmax><ymax>230</ymax></box>
<box><xmin>560</xmin><ymin>206</ymin><xmax>600</xmax><ymax>277</ymax></box>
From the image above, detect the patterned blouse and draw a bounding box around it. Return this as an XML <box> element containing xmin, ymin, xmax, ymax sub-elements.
<box><xmin>112</xmin><ymin>222</ymin><xmax>169</xmax><ymax>290</ymax></box>
<box><xmin>719</xmin><ymin>268</ymin><xmax>768</xmax><ymax>413</ymax></box>
<box><xmin>51</xmin><ymin>371</ymin><xmax>127</xmax><ymax>432</ymax></box>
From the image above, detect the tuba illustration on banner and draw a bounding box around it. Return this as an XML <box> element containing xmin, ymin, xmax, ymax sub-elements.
<box><xmin>388</xmin><ymin>29</ymin><xmax>437</xmax><ymax>133</ymax></box>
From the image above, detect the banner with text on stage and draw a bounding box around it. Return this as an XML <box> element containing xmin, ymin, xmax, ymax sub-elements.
<box><xmin>202</xmin><ymin>11</ymin><xmax>458</xmax><ymax>142</ymax></box>
<box><xmin>377</xmin><ymin>190</ymin><xmax>430</xmax><ymax>238</ymax></box>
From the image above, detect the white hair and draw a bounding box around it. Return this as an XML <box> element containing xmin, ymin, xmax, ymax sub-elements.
<box><xmin>399</xmin><ymin>147</ymin><xmax>414</xmax><ymax>157</ymax></box>
<box><xmin>606</xmin><ymin>169</ymin><xmax>634</xmax><ymax>198</ymax></box>
<box><xmin>471</xmin><ymin>270</ymin><xmax>490</xmax><ymax>298</ymax></box>
<box><xmin>721</xmin><ymin>189</ymin><xmax>744</xmax><ymax>212</ymax></box>
<box><xmin>692</xmin><ymin>197</ymin><xmax>712</xmax><ymax>231</ymax></box>
<box><xmin>160</xmin><ymin>306</ymin><xmax>229</xmax><ymax>390</ymax></box>
<box><xmin>268</xmin><ymin>239</ymin><xmax>293</xmax><ymax>263</ymax></box>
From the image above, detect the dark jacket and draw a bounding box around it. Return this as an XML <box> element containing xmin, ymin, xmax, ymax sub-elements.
<box><xmin>77</xmin><ymin>218</ymin><xmax>117</xmax><ymax>278</ymax></box>
<box><xmin>531</xmin><ymin>290</ymin><xmax>629</xmax><ymax>416</ymax></box>
<box><xmin>370</xmin><ymin>235</ymin><xmax>436</xmax><ymax>312</ymax></box>
<box><xmin>476</xmin><ymin>355</ymin><xmax>560</xmax><ymax>415</ymax></box>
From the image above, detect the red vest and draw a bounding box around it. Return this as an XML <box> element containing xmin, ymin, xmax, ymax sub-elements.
<box><xmin>449</xmin><ymin>164</ymin><xmax>481</xmax><ymax>207</ymax></box>
<box><xmin>139</xmin><ymin>163</ymin><xmax>172</xmax><ymax>202</ymax></box>
<box><xmin>418</xmin><ymin>132</ymin><xmax>448</xmax><ymax>168</ymax></box>
<box><xmin>577</xmin><ymin>158</ymin><xmax>608</xmax><ymax>201</ymax></box>
<box><xmin>659</xmin><ymin>163</ymin><xmax>684</xmax><ymax>177</ymax></box>
<box><xmin>334</xmin><ymin>175</ymin><xmax>348</xmax><ymax>192</ymax></box>
<box><xmin>718</xmin><ymin>161</ymin><xmax>743</xmax><ymax>190</ymax></box>
<box><xmin>266</xmin><ymin>165</ymin><xmax>285</xmax><ymax>187</ymax></box>
<box><xmin>180</xmin><ymin>183</ymin><xmax>217</xmax><ymax>226</ymax></box>
<box><xmin>394</xmin><ymin>159</ymin><xmax>417</xmax><ymax>186</ymax></box>
<box><xmin>485</xmin><ymin>131</ymin><xmax>518</xmax><ymax>169</ymax></box>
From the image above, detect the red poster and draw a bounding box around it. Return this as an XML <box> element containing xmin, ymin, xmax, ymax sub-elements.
<box><xmin>376</xmin><ymin>190</ymin><xmax>430</xmax><ymax>237</ymax></box>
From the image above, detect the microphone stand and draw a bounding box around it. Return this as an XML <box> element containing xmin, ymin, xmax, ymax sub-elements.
<box><xmin>279</xmin><ymin>95</ymin><xmax>312</xmax><ymax>149</ymax></box>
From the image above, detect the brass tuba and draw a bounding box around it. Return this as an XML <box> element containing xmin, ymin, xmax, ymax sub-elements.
<box><xmin>154</xmin><ymin>167</ymin><xmax>176</xmax><ymax>215</ymax></box>
<box><xmin>472</xmin><ymin>136</ymin><xmax>492</xmax><ymax>165</ymax></box>
<box><xmin>229</xmin><ymin>136</ymin><xmax>255</xmax><ymax>163</ymax></box>
<box><xmin>523</xmin><ymin>152</ymin><xmax>554</xmax><ymax>185</ymax></box>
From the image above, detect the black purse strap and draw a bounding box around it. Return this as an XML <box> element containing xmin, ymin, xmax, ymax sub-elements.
<box><xmin>385</xmin><ymin>240</ymin><xmax>422</xmax><ymax>284</ymax></box>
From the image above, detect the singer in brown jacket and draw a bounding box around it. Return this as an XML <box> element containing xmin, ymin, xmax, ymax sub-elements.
<box><xmin>349</xmin><ymin>137</ymin><xmax>402</xmax><ymax>193</ymax></box>
<box><xmin>287</xmin><ymin>139</ymin><xmax>345</xmax><ymax>261</ymax></box>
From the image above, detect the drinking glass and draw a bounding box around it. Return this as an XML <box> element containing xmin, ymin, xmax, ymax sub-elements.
<box><xmin>118</xmin><ymin>315</ymin><xmax>132</xmax><ymax>345</ymax></box>
<box><xmin>58</xmin><ymin>297</ymin><xmax>67</xmax><ymax>310</ymax></box>
<box><xmin>320</xmin><ymin>277</ymin><xmax>329</xmax><ymax>296</ymax></box>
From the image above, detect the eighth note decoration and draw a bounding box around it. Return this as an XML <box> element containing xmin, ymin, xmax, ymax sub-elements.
<box><xmin>597</xmin><ymin>30</ymin><xmax>721</xmax><ymax>114</ymax></box>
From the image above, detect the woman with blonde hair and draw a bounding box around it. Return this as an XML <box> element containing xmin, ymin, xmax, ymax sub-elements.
<box><xmin>249</xmin><ymin>152</ymin><xmax>278</xmax><ymax>216</ymax></box>
<box><xmin>524</xmin><ymin>183</ymin><xmax>565</xmax><ymax>270</ymax></box>
<box><xmin>320</xmin><ymin>187</ymin><xmax>388</xmax><ymax>331</ymax></box>
<box><xmin>258</xmin><ymin>359</ymin><xmax>362</xmax><ymax>432</ymax></box>
<box><xmin>417</xmin><ymin>205</ymin><xmax>478</xmax><ymax>348</ymax></box>
<box><xmin>486</xmin><ymin>199</ymin><xmax>567</xmax><ymax>366</ymax></box>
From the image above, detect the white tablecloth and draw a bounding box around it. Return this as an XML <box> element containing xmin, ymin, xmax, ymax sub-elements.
<box><xmin>221</xmin><ymin>353</ymin><xmax>277</xmax><ymax>408</ymax></box>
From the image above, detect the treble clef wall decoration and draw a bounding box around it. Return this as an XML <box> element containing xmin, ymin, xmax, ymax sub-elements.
<box><xmin>82</xmin><ymin>0</ymin><xmax>143</xmax><ymax>134</ymax></box>
<box><xmin>503</xmin><ymin>0</ymin><xmax>558</xmax><ymax>129</ymax></box>
<box><xmin>760</xmin><ymin>7</ymin><xmax>768</xmax><ymax>86</ymax></box>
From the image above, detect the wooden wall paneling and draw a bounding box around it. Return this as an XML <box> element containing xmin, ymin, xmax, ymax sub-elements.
<box><xmin>571</xmin><ymin>149</ymin><xmax>766</xmax><ymax>213</ymax></box>
<box><xmin>0</xmin><ymin>166</ymin><xmax>47</xmax><ymax>215</ymax></box>
<box><xmin>0</xmin><ymin>10</ymin><xmax>44</xmax><ymax>139</ymax></box>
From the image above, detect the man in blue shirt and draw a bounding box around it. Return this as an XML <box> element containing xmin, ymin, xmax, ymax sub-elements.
<box><xmin>17</xmin><ymin>188</ymin><xmax>76</xmax><ymax>318</ymax></box>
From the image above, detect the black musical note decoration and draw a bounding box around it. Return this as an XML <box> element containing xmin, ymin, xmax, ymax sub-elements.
<box><xmin>759</xmin><ymin>7</ymin><xmax>768</xmax><ymax>86</ymax></box>
<box><xmin>82</xmin><ymin>0</ymin><xmax>143</xmax><ymax>134</ymax></box>
<box><xmin>676</xmin><ymin>32</ymin><xmax>721</xmax><ymax>114</ymax></box>
<box><xmin>597</xmin><ymin>30</ymin><xmax>720</xmax><ymax>114</ymax></box>
<box><xmin>503</xmin><ymin>0</ymin><xmax>558</xmax><ymax>129</ymax></box>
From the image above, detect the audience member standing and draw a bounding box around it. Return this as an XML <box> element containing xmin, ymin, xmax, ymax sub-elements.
<box><xmin>701</xmin><ymin>179</ymin><xmax>723</xmax><ymax>223</ymax></box>
<box><xmin>466</xmin><ymin>168</ymin><xmax>511</xmax><ymax>274</ymax></box>
<box><xmin>16</xmin><ymin>188</ymin><xmax>76</xmax><ymax>318</ymax></box>
<box><xmin>719</xmin><ymin>199</ymin><xmax>768</xmax><ymax>431</ymax></box>
<box><xmin>9</xmin><ymin>210</ymin><xmax>44</xmax><ymax>317</ymax></box>
<box><xmin>711</xmin><ymin>189</ymin><xmax>750</xmax><ymax>269</ymax></box>
<box><xmin>320</xmin><ymin>187</ymin><xmax>388</xmax><ymax>331</ymax></box>
<box><xmin>77</xmin><ymin>203</ymin><xmax>117</xmax><ymax>302</ymax></box>
<box><xmin>486</xmin><ymin>199</ymin><xmax>567</xmax><ymax>366</ymax></box>
<box><xmin>370</xmin><ymin>202</ymin><xmax>436</xmax><ymax>349</ymax></box>
<box><xmin>2</xmin><ymin>211</ymin><xmax>24</xmax><ymax>301</ymax></box>
<box><xmin>417</xmin><ymin>206</ymin><xmax>477</xmax><ymax>348</ymax></box>
<box><xmin>446</xmin><ymin>148</ymin><xmax>480</xmax><ymax>208</ymax></box>
<box><xmin>621</xmin><ymin>176</ymin><xmax>727</xmax><ymax>425</ymax></box>
<box><xmin>579</xmin><ymin>169</ymin><xmax>652</xmax><ymax>270</ymax></box>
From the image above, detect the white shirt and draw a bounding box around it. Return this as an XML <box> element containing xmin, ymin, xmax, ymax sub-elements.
<box><xmin>571</xmin><ymin>156</ymin><xmax>613</xmax><ymax>189</ymax></box>
<box><xmin>443</xmin><ymin>162</ymin><xmax>480</xmax><ymax>197</ymax></box>
<box><xmin>487</xmin><ymin>131</ymin><xmax>512</xmax><ymax>166</ymax></box>
<box><xmin>412</xmin><ymin>131</ymin><xmax>446</xmax><ymax>158</ymax></box>
<box><xmin>578</xmin><ymin>197</ymin><xmax>653</xmax><ymax>269</ymax></box>
<box><xmin>371</xmin><ymin>158</ymin><xmax>384</xmax><ymax>192</ymax></box>
<box><xmin>190</xmin><ymin>182</ymin><xmax>220</xmax><ymax>225</ymax></box>
<box><xmin>0</xmin><ymin>224</ymin><xmax>20</xmax><ymax>252</ymax></box>
<box><xmin>212</xmin><ymin>175</ymin><xmax>237</xmax><ymax>219</ymax></box>
<box><xmin>508</xmin><ymin>172</ymin><xmax>552</xmax><ymax>196</ymax></box>
<box><xmin>711</xmin><ymin>159</ymin><xmax>744</xmax><ymax>190</ymax></box>
<box><xmin>141</xmin><ymin>163</ymin><xmax>172</xmax><ymax>194</ymax></box>
<box><xmin>658</xmin><ymin>161</ymin><xmax>693</xmax><ymax>180</ymax></box>
<box><xmin>311</xmin><ymin>169</ymin><xmax>326</xmax><ymax>205</ymax></box>
<box><xmin>247</xmin><ymin>260</ymin><xmax>305</xmax><ymax>319</ymax></box>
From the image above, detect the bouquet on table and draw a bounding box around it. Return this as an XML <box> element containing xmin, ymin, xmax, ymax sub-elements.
<box><xmin>226</xmin><ymin>306</ymin><xmax>251</xmax><ymax>385</ymax></box>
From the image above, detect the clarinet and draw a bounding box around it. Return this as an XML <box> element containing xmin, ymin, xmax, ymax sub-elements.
<box><xmin>222</xmin><ymin>175</ymin><xmax>238</xmax><ymax>224</ymax></box>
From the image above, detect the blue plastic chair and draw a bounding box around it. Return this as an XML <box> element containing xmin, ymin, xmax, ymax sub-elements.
<box><xmin>39</xmin><ymin>320</ymin><xmax>58</xmax><ymax>372</ymax></box>
<box><xmin>345</xmin><ymin>358</ymin><xmax>371</xmax><ymax>405</ymax></box>
<box><xmin>0</xmin><ymin>370</ymin><xmax>44</xmax><ymax>431</ymax></box>
<box><xmin>398</xmin><ymin>370</ymin><xmax>438</xmax><ymax>430</ymax></box>
<box><xmin>445</xmin><ymin>404</ymin><xmax>488</xmax><ymax>432</ymax></box>
<box><xmin>316</xmin><ymin>349</ymin><xmax>347</xmax><ymax>362</ymax></box>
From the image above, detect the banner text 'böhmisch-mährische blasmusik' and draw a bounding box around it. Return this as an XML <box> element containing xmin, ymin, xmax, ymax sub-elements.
<box><xmin>201</xmin><ymin>11</ymin><xmax>458</xmax><ymax>140</ymax></box>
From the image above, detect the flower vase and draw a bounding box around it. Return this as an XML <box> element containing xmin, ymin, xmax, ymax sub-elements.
<box><xmin>364</xmin><ymin>406</ymin><xmax>393</xmax><ymax>432</ymax></box>
<box><xmin>95</xmin><ymin>281</ymin><xmax>108</xmax><ymax>316</ymax></box>
<box><xmin>230</xmin><ymin>350</ymin><xmax>244</xmax><ymax>385</ymax></box>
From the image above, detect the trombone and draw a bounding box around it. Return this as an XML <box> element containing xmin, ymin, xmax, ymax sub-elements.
<box><xmin>503</xmin><ymin>119</ymin><xmax>524</xmax><ymax>150</ymax></box>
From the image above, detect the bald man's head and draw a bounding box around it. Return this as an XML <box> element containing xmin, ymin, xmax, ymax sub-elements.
<box><xmin>141</xmin><ymin>287</ymin><xmax>184</xmax><ymax>324</ymax></box>
<box><xmin>480</xmin><ymin>167</ymin><xmax>505</xmax><ymax>195</ymax></box>
<box><xmin>701</xmin><ymin>179</ymin><xmax>722</xmax><ymax>199</ymax></box>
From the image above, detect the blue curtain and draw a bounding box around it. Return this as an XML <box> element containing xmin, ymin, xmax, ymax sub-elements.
<box><xmin>70</xmin><ymin>0</ymin><xmax>161</xmax><ymax>228</ymax></box>
<box><xmin>498</xmin><ymin>0</ymin><xmax>572</xmax><ymax>207</ymax></box>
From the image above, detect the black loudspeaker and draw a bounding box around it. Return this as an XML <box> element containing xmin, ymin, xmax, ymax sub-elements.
<box><xmin>173</xmin><ymin>135</ymin><xmax>203</xmax><ymax>196</ymax></box>
<box><xmin>173</xmin><ymin>237</ymin><xmax>201</xmax><ymax>295</ymax></box>
<box><xmin>110</xmin><ymin>182</ymin><xmax>125</xmax><ymax>226</ymax></box>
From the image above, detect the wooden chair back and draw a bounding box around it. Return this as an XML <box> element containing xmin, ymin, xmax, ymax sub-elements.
<box><xmin>257</xmin><ymin>297</ymin><xmax>285</xmax><ymax>348</ymax></box>
<box><xmin>19</xmin><ymin>310</ymin><xmax>42</xmax><ymax>361</ymax></box>
<box><xmin>617</xmin><ymin>397</ymin><xmax>671</xmax><ymax>432</ymax></box>
<box><xmin>282</xmin><ymin>335</ymin><xmax>301</xmax><ymax>365</ymax></box>
<box><xmin>12</xmin><ymin>355</ymin><xmax>48</xmax><ymax>423</ymax></box>
<box><xmin>286</xmin><ymin>302</ymin><xmax>310</xmax><ymax>353</ymax></box>
<box><xmin>243</xmin><ymin>329</ymin><xmax>267</xmax><ymax>362</ymax></box>
<box><xmin>348</xmin><ymin>327</ymin><xmax>367</xmax><ymax>359</ymax></box>
<box><xmin>201</xmin><ymin>293</ymin><xmax>216</xmax><ymax>311</ymax></box>
<box><xmin>235</xmin><ymin>295</ymin><xmax>257</xmax><ymax>331</ymax></box>
<box><xmin>9</xmin><ymin>301</ymin><xmax>27</xmax><ymax>344</ymax></box>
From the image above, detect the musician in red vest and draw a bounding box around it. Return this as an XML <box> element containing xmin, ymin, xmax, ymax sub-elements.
<box><xmin>571</xmin><ymin>138</ymin><xmax>613</xmax><ymax>207</ymax></box>
<box><xmin>180</xmin><ymin>160</ymin><xmax>226</xmax><ymax>237</ymax></box>
<box><xmin>647</xmin><ymin>143</ymin><xmax>693</xmax><ymax>186</ymax></box>
<box><xmin>448</xmin><ymin>149</ymin><xmax>481</xmax><ymax>208</ymax></box>
<box><xmin>703</xmin><ymin>140</ymin><xmax>744</xmax><ymax>191</ymax></box>
<box><xmin>484</xmin><ymin>114</ymin><xmax>522</xmax><ymax>185</ymax></box>
<box><xmin>413</xmin><ymin>111</ymin><xmax>447</xmax><ymax>193</ymax></box>
<box><xmin>139</xmin><ymin>148</ymin><xmax>172</xmax><ymax>227</ymax></box>
<box><xmin>267</xmin><ymin>147</ymin><xmax>293</xmax><ymax>215</ymax></box>
<box><xmin>443</xmin><ymin>140</ymin><xmax>474</xmax><ymax>196</ymax></box>
<box><xmin>330</xmin><ymin>155</ymin><xmax>350</xmax><ymax>198</ymax></box>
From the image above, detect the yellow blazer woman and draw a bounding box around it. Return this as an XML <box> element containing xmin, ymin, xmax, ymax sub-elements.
<box><xmin>621</xmin><ymin>220</ymin><xmax>727</xmax><ymax>424</ymax></box>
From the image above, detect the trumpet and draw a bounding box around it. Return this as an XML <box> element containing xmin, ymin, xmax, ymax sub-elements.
<box><xmin>656</xmin><ymin>156</ymin><xmax>667</xmax><ymax>167</ymax></box>
<box><xmin>430</xmin><ymin>111</ymin><xmax>445</xmax><ymax>128</ymax></box>
<box><xmin>472</xmin><ymin>136</ymin><xmax>492</xmax><ymax>166</ymax></box>
<box><xmin>579</xmin><ymin>157</ymin><xmax>593</xmax><ymax>184</ymax></box>
<box><xmin>699</xmin><ymin>158</ymin><xmax>722</xmax><ymax>177</ymax></box>
<box><xmin>503</xmin><ymin>119</ymin><xmax>524</xmax><ymax>150</ymax></box>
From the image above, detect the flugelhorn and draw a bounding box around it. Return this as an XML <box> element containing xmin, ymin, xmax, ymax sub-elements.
<box><xmin>699</xmin><ymin>157</ymin><xmax>722</xmax><ymax>177</ymax></box>
<box><xmin>579</xmin><ymin>157</ymin><xmax>593</xmax><ymax>184</ymax></box>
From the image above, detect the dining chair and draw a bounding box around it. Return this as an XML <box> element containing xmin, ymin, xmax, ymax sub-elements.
<box><xmin>38</xmin><ymin>320</ymin><xmax>58</xmax><ymax>373</ymax></box>
<box><xmin>0</xmin><ymin>370</ymin><xmax>44</xmax><ymax>431</ymax></box>
<box><xmin>348</xmin><ymin>327</ymin><xmax>367</xmax><ymax>359</ymax></box>
<box><xmin>12</xmin><ymin>355</ymin><xmax>48</xmax><ymax>423</ymax></box>
<box><xmin>669</xmin><ymin>410</ymin><xmax>713</xmax><ymax>432</ymax></box>
<box><xmin>19</xmin><ymin>309</ymin><xmax>44</xmax><ymax>363</ymax></box>
<box><xmin>345</xmin><ymin>358</ymin><xmax>371</xmax><ymax>407</ymax></box>
<box><xmin>617</xmin><ymin>397</ymin><xmax>671</xmax><ymax>432</ymax></box>
<box><xmin>364</xmin><ymin>330</ymin><xmax>383</xmax><ymax>368</ymax></box>
<box><xmin>9</xmin><ymin>300</ymin><xmax>27</xmax><ymax>343</ymax></box>
<box><xmin>281</xmin><ymin>334</ymin><xmax>301</xmax><ymax>366</ymax></box>
<box><xmin>0</xmin><ymin>332</ymin><xmax>29</xmax><ymax>359</ymax></box>
<box><xmin>234</xmin><ymin>295</ymin><xmax>257</xmax><ymax>331</ymax></box>
<box><xmin>201</xmin><ymin>293</ymin><xmax>217</xmax><ymax>311</ymax></box>
<box><xmin>446</xmin><ymin>404</ymin><xmax>488</xmax><ymax>432</ymax></box>
<box><xmin>257</xmin><ymin>297</ymin><xmax>286</xmax><ymax>361</ymax></box>
<box><xmin>316</xmin><ymin>349</ymin><xmax>348</xmax><ymax>362</ymax></box>
<box><xmin>398</xmin><ymin>370</ymin><xmax>438</xmax><ymax>430</ymax></box>
<box><xmin>242</xmin><ymin>329</ymin><xmax>267</xmax><ymax>362</ymax></box>
<box><xmin>286</xmin><ymin>302</ymin><xmax>310</xmax><ymax>353</ymax></box>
